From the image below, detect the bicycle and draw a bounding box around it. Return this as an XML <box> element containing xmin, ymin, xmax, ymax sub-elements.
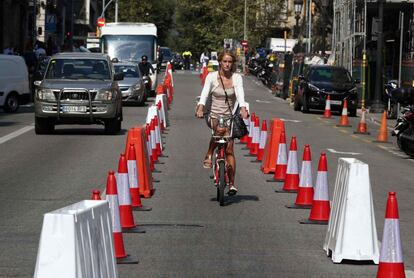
<box><xmin>209</xmin><ymin>112</ymin><xmax>234</xmax><ymax>206</ymax></box>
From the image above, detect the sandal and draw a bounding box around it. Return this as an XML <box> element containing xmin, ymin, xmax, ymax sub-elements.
<box><xmin>227</xmin><ymin>185</ymin><xmax>238</xmax><ymax>196</ymax></box>
<box><xmin>203</xmin><ymin>155</ymin><xmax>212</xmax><ymax>169</ymax></box>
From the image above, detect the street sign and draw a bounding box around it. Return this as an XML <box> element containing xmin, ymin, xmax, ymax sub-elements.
<box><xmin>241</xmin><ymin>40</ymin><xmax>248</xmax><ymax>47</ymax></box>
<box><xmin>45</xmin><ymin>14</ymin><xmax>57</xmax><ymax>32</ymax></box>
<box><xmin>97</xmin><ymin>17</ymin><xmax>105</xmax><ymax>27</ymax></box>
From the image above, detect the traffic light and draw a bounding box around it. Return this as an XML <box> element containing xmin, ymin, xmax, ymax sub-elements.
<box><xmin>65</xmin><ymin>32</ymin><xmax>71</xmax><ymax>41</ymax></box>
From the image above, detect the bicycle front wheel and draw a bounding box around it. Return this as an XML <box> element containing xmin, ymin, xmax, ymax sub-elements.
<box><xmin>218</xmin><ymin>160</ymin><xmax>226</xmax><ymax>206</ymax></box>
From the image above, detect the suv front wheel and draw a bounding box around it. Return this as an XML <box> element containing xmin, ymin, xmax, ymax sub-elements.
<box><xmin>35</xmin><ymin>117</ymin><xmax>55</xmax><ymax>134</ymax></box>
<box><xmin>104</xmin><ymin>117</ymin><xmax>121</xmax><ymax>134</ymax></box>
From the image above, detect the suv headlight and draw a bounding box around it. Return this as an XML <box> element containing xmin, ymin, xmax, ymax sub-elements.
<box><xmin>95</xmin><ymin>89</ymin><xmax>113</xmax><ymax>100</ymax></box>
<box><xmin>308</xmin><ymin>83</ymin><xmax>320</xmax><ymax>92</ymax></box>
<box><xmin>133</xmin><ymin>83</ymin><xmax>141</xmax><ymax>91</ymax></box>
<box><xmin>37</xmin><ymin>89</ymin><xmax>55</xmax><ymax>100</ymax></box>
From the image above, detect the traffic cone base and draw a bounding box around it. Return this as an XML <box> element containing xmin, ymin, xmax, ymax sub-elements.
<box><xmin>282</xmin><ymin>174</ymin><xmax>299</xmax><ymax>191</ymax></box>
<box><xmin>299</xmin><ymin>219</ymin><xmax>328</xmax><ymax>225</ymax></box>
<box><xmin>272</xmin><ymin>164</ymin><xmax>287</xmax><ymax>181</ymax></box>
<box><xmin>117</xmin><ymin>254</ymin><xmax>139</xmax><ymax>265</ymax></box>
<box><xmin>295</xmin><ymin>187</ymin><xmax>314</xmax><ymax>206</ymax></box>
<box><xmin>119</xmin><ymin>205</ymin><xmax>136</xmax><ymax>229</ymax></box>
<box><xmin>309</xmin><ymin>200</ymin><xmax>330</xmax><ymax>221</ymax></box>
<box><xmin>122</xmin><ymin>226</ymin><xmax>146</xmax><ymax>233</ymax></box>
<box><xmin>285</xmin><ymin>203</ymin><xmax>312</xmax><ymax>209</ymax></box>
<box><xmin>113</xmin><ymin>232</ymin><xmax>127</xmax><ymax>259</ymax></box>
<box><xmin>130</xmin><ymin>188</ymin><xmax>152</xmax><ymax>211</ymax></box>
<box><xmin>275</xmin><ymin>188</ymin><xmax>297</xmax><ymax>193</ymax></box>
<box><xmin>377</xmin><ymin>263</ymin><xmax>405</xmax><ymax>278</ymax></box>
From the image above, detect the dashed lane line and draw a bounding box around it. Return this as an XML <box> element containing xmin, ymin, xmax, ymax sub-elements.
<box><xmin>0</xmin><ymin>125</ymin><xmax>34</xmax><ymax>145</ymax></box>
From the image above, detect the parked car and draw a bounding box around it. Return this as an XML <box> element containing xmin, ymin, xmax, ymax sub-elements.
<box><xmin>0</xmin><ymin>54</ymin><xmax>31</xmax><ymax>112</ymax></box>
<box><xmin>114</xmin><ymin>61</ymin><xmax>147</xmax><ymax>105</ymax></box>
<box><xmin>34</xmin><ymin>52</ymin><xmax>123</xmax><ymax>134</ymax></box>
<box><xmin>294</xmin><ymin>65</ymin><xmax>358</xmax><ymax>116</ymax></box>
<box><xmin>158</xmin><ymin>46</ymin><xmax>173</xmax><ymax>70</ymax></box>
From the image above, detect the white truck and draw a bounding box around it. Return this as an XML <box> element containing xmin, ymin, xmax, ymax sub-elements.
<box><xmin>100</xmin><ymin>22</ymin><xmax>158</xmax><ymax>94</ymax></box>
<box><xmin>266</xmin><ymin>38</ymin><xmax>298</xmax><ymax>53</ymax></box>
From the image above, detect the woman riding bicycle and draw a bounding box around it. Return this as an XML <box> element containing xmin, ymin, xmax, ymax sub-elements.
<box><xmin>195</xmin><ymin>50</ymin><xmax>249</xmax><ymax>195</ymax></box>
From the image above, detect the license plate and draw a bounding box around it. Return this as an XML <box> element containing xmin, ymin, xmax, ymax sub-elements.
<box><xmin>62</xmin><ymin>106</ymin><xmax>87</xmax><ymax>113</ymax></box>
<box><xmin>330</xmin><ymin>100</ymin><xmax>342</xmax><ymax>105</ymax></box>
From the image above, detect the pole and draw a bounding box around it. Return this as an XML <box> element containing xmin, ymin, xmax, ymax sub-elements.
<box><xmin>243</xmin><ymin>0</ymin><xmax>247</xmax><ymax>40</ymax></box>
<box><xmin>398</xmin><ymin>12</ymin><xmax>404</xmax><ymax>88</ymax></box>
<box><xmin>103</xmin><ymin>0</ymin><xmax>105</xmax><ymax>17</ymax></box>
<box><xmin>371</xmin><ymin>0</ymin><xmax>384</xmax><ymax>112</ymax></box>
<box><xmin>361</xmin><ymin>0</ymin><xmax>367</xmax><ymax>110</ymax></box>
<box><xmin>308</xmin><ymin>0</ymin><xmax>312</xmax><ymax>53</ymax></box>
<box><xmin>69</xmin><ymin>0</ymin><xmax>74</xmax><ymax>51</ymax></box>
<box><xmin>115</xmin><ymin>0</ymin><xmax>118</xmax><ymax>22</ymax></box>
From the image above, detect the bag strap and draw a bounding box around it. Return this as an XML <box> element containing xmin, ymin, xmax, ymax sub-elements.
<box><xmin>218</xmin><ymin>73</ymin><xmax>233</xmax><ymax>116</ymax></box>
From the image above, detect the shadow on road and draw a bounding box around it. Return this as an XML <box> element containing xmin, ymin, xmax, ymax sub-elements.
<box><xmin>210</xmin><ymin>194</ymin><xmax>259</xmax><ymax>206</ymax></box>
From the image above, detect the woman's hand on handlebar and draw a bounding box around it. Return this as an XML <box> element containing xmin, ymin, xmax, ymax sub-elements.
<box><xmin>240</xmin><ymin>106</ymin><xmax>249</xmax><ymax>119</ymax></box>
<box><xmin>196</xmin><ymin>104</ymin><xmax>205</xmax><ymax>118</ymax></box>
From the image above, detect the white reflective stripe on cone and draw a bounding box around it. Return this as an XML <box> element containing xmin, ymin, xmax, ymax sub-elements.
<box><xmin>115</xmin><ymin>173</ymin><xmax>131</xmax><ymax>205</ymax></box>
<box><xmin>151</xmin><ymin>130</ymin><xmax>156</xmax><ymax>149</ymax></box>
<box><xmin>106</xmin><ymin>194</ymin><xmax>122</xmax><ymax>233</ymax></box>
<box><xmin>259</xmin><ymin>131</ymin><xmax>267</xmax><ymax>149</ymax></box>
<box><xmin>380</xmin><ymin>219</ymin><xmax>404</xmax><ymax>263</ymax></box>
<box><xmin>127</xmin><ymin>160</ymin><xmax>139</xmax><ymax>189</ymax></box>
<box><xmin>277</xmin><ymin>143</ymin><xmax>287</xmax><ymax>164</ymax></box>
<box><xmin>146</xmin><ymin>137</ymin><xmax>151</xmax><ymax>159</ymax></box>
<box><xmin>342</xmin><ymin>107</ymin><xmax>348</xmax><ymax>115</ymax></box>
<box><xmin>156</xmin><ymin>123</ymin><xmax>163</xmax><ymax>150</ymax></box>
<box><xmin>248</xmin><ymin>120</ymin><xmax>254</xmax><ymax>137</ymax></box>
<box><xmin>251</xmin><ymin>126</ymin><xmax>258</xmax><ymax>144</ymax></box>
<box><xmin>286</xmin><ymin>151</ymin><xmax>299</xmax><ymax>174</ymax></box>
<box><xmin>299</xmin><ymin>161</ymin><xmax>313</xmax><ymax>187</ymax></box>
<box><xmin>255</xmin><ymin>126</ymin><xmax>260</xmax><ymax>143</ymax></box>
<box><xmin>313</xmin><ymin>171</ymin><xmax>328</xmax><ymax>201</ymax></box>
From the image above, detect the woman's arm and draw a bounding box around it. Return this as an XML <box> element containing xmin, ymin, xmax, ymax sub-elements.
<box><xmin>197</xmin><ymin>72</ymin><xmax>213</xmax><ymax>106</ymax></box>
<box><xmin>233</xmin><ymin>74</ymin><xmax>248</xmax><ymax>119</ymax></box>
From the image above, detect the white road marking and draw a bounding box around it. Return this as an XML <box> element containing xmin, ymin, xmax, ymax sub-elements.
<box><xmin>255</xmin><ymin>100</ymin><xmax>271</xmax><ymax>104</ymax></box>
<box><xmin>327</xmin><ymin>148</ymin><xmax>361</xmax><ymax>155</ymax></box>
<box><xmin>280</xmin><ymin>118</ymin><xmax>302</xmax><ymax>123</ymax></box>
<box><xmin>0</xmin><ymin>125</ymin><xmax>34</xmax><ymax>145</ymax></box>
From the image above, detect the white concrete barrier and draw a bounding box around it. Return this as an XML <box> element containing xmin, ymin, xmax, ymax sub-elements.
<box><xmin>34</xmin><ymin>200</ymin><xmax>118</xmax><ymax>278</ymax></box>
<box><xmin>323</xmin><ymin>158</ymin><xmax>379</xmax><ymax>264</ymax></box>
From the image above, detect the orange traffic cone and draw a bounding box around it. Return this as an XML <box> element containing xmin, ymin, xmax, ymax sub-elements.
<box><xmin>91</xmin><ymin>189</ymin><xmax>101</xmax><ymax>200</ymax></box>
<box><xmin>276</xmin><ymin>136</ymin><xmax>299</xmax><ymax>193</ymax></box>
<box><xmin>374</xmin><ymin>111</ymin><xmax>390</xmax><ymax>143</ymax></box>
<box><xmin>125</xmin><ymin>127</ymin><xmax>154</xmax><ymax>198</ymax></box>
<box><xmin>300</xmin><ymin>153</ymin><xmax>330</xmax><ymax>224</ymax></box>
<box><xmin>267</xmin><ymin>130</ymin><xmax>287</xmax><ymax>182</ymax></box>
<box><xmin>156</xmin><ymin>84</ymin><xmax>164</xmax><ymax>95</ymax></box>
<box><xmin>286</xmin><ymin>145</ymin><xmax>314</xmax><ymax>209</ymax></box>
<box><xmin>245</xmin><ymin>113</ymin><xmax>255</xmax><ymax>150</ymax></box>
<box><xmin>261</xmin><ymin>118</ymin><xmax>285</xmax><ymax>174</ymax></box>
<box><xmin>337</xmin><ymin>99</ymin><xmax>352</xmax><ymax>127</ymax></box>
<box><xmin>116</xmin><ymin>153</ymin><xmax>145</xmax><ymax>233</ymax></box>
<box><xmin>252</xmin><ymin>120</ymin><xmax>267</xmax><ymax>162</ymax></box>
<box><xmin>323</xmin><ymin>95</ymin><xmax>332</xmax><ymax>118</ymax></box>
<box><xmin>105</xmin><ymin>170</ymin><xmax>138</xmax><ymax>264</ymax></box>
<box><xmin>127</xmin><ymin>144</ymin><xmax>152</xmax><ymax>211</ymax></box>
<box><xmin>377</xmin><ymin>192</ymin><xmax>405</xmax><ymax>278</ymax></box>
<box><xmin>354</xmin><ymin>108</ymin><xmax>370</xmax><ymax>134</ymax></box>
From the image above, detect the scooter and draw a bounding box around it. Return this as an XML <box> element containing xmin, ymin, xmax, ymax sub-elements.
<box><xmin>142</xmin><ymin>75</ymin><xmax>152</xmax><ymax>99</ymax></box>
<box><xmin>384</xmin><ymin>80</ymin><xmax>399</xmax><ymax>119</ymax></box>
<box><xmin>392</xmin><ymin>105</ymin><xmax>414</xmax><ymax>156</ymax></box>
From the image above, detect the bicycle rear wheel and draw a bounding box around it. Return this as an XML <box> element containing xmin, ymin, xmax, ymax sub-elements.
<box><xmin>218</xmin><ymin>160</ymin><xmax>226</xmax><ymax>206</ymax></box>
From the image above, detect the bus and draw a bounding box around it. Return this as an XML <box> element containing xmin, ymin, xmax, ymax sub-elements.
<box><xmin>100</xmin><ymin>22</ymin><xmax>158</xmax><ymax>93</ymax></box>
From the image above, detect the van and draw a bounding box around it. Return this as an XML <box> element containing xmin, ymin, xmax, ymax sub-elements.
<box><xmin>0</xmin><ymin>55</ymin><xmax>30</xmax><ymax>112</ymax></box>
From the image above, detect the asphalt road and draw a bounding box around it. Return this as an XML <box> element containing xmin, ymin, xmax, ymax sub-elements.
<box><xmin>0</xmin><ymin>71</ymin><xmax>413</xmax><ymax>277</ymax></box>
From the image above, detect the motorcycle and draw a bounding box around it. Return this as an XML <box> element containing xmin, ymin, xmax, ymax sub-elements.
<box><xmin>383</xmin><ymin>80</ymin><xmax>400</xmax><ymax>119</ymax></box>
<box><xmin>392</xmin><ymin>105</ymin><xmax>414</xmax><ymax>156</ymax></box>
<box><xmin>247</xmin><ymin>58</ymin><xmax>261</xmax><ymax>76</ymax></box>
<box><xmin>142</xmin><ymin>75</ymin><xmax>152</xmax><ymax>99</ymax></box>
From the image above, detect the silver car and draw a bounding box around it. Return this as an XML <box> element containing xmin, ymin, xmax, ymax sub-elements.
<box><xmin>114</xmin><ymin>61</ymin><xmax>147</xmax><ymax>105</ymax></box>
<box><xmin>34</xmin><ymin>53</ymin><xmax>123</xmax><ymax>134</ymax></box>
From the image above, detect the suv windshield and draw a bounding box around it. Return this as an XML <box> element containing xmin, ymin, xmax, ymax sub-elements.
<box><xmin>45</xmin><ymin>59</ymin><xmax>111</xmax><ymax>80</ymax></box>
<box><xmin>114</xmin><ymin>65</ymin><xmax>139</xmax><ymax>78</ymax></box>
<box><xmin>309</xmin><ymin>68</ymin><xmax>352</xmax><ymax>83</ymax></box>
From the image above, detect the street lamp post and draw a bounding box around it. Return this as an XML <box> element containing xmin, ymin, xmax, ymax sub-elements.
<box><xmin>294</xmin><ymin>0</ymin><xmax>303</xmax><ymax>38</ymax></box>
<box><xmin>100</xmin><ymin>0</ymin><xmax>118</xmax><ymax>21</ymax></box>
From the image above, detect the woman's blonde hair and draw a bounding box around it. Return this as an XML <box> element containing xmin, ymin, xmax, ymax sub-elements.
<box><xmin>218</xmin><ymin>50</ymin><xmax>237</xmax><ymax>73</ymax></box>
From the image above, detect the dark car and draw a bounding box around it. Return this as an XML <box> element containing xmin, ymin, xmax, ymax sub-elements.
<box><xmin>293</xmin><ymin>65</ymin><xmax>358</xmax><ymax>116</ymax></box>
<box><xmin>158</xmin><ymin>47</ymin><xmax>173</xmax><ymax>70</ymax></box>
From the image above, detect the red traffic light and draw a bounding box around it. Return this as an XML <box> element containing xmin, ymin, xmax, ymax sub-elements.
<box><xmin>97</xmin><ymin>17</ymin><xmax>105</xmax><ymax>27</ymax></box>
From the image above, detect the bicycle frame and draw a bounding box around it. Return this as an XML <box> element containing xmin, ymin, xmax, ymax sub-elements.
<box><xmin>209</xmin><ymin>112</ymin><xmax>233</xmax><ymax>206</ymax></box>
